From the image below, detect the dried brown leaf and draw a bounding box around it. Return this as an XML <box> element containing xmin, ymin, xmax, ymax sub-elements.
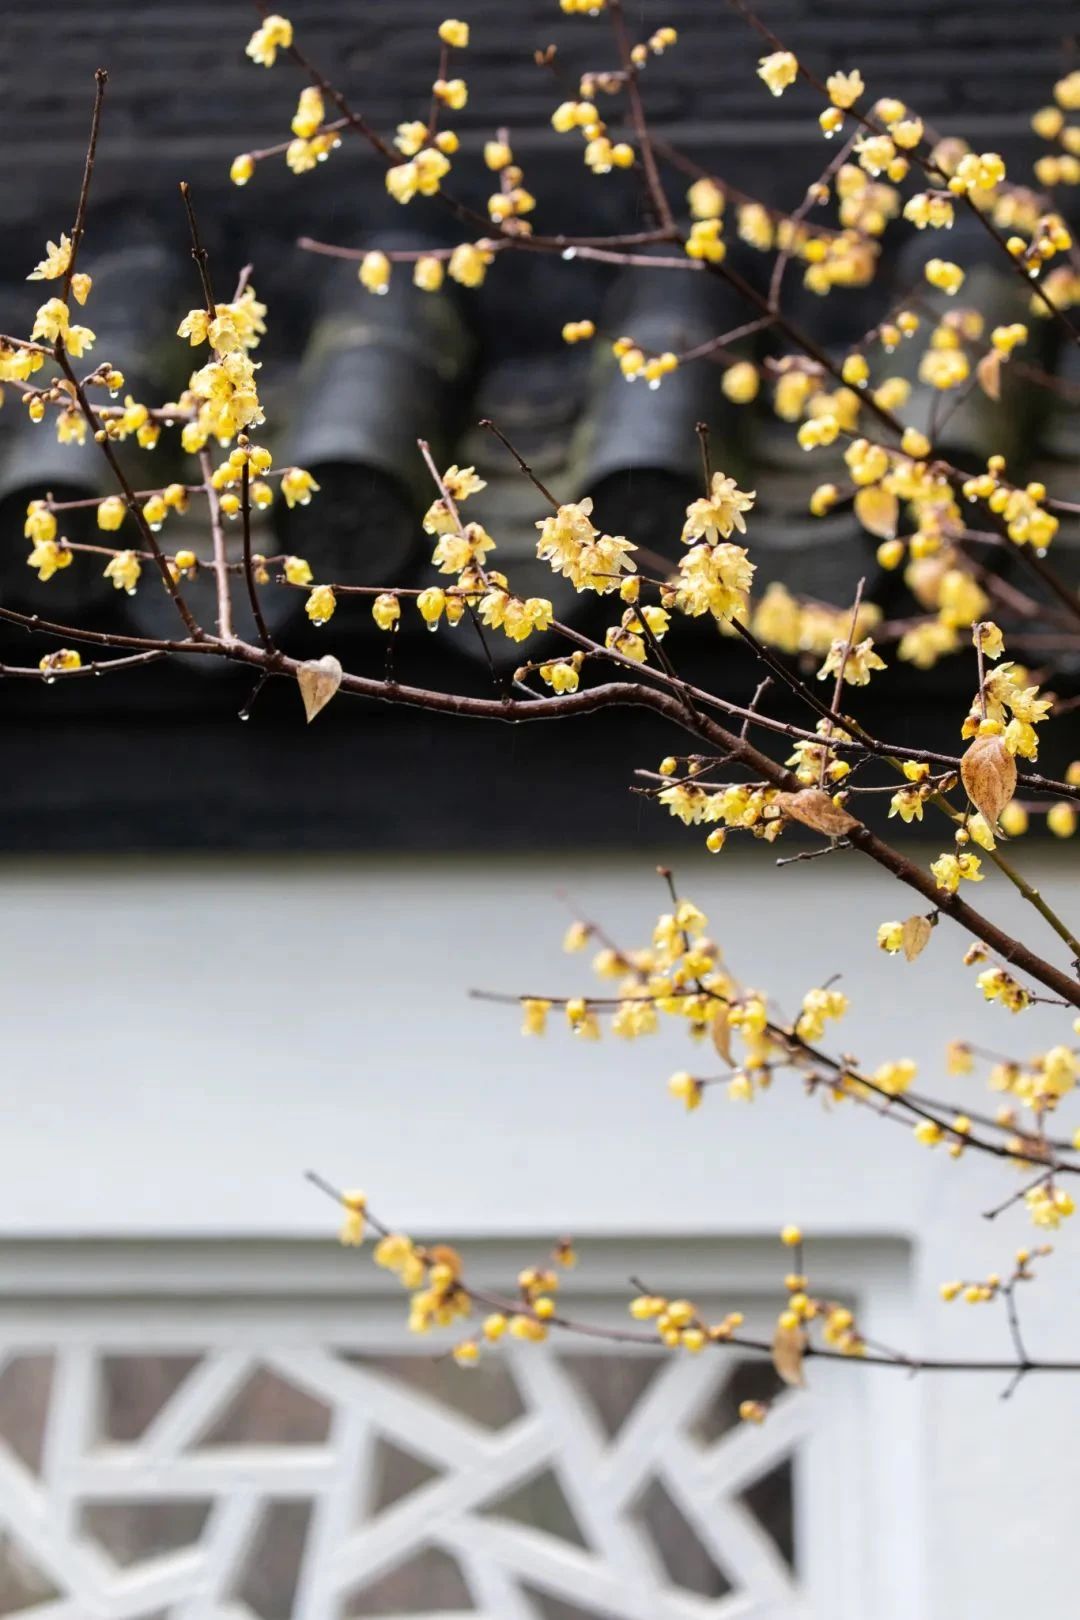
<box><xmin>297</xmin><ymin>655</ymin><xmax>344</xmax><ymax>723</ymax></box>
<box><xmin>711</xmin><ymin>1010</ymin><xmax>733</xmax><ymax>1065</ymax></box>
<box><xmin>901</xmin><ymin>914</ymin><xmax>933</xmax><ymax>962</ymax></box>
<box><xmin>772</xmin><ymin>1319</ymin><xmax>807</xmax><ymax>1388</ymax></box>
<box><xmin>854</xmin><ymin>485</ymin><xmax>899</xmax><ymax>541</ymax></box>
<box><xmin>976</xmin><ymin>349</ymin><xmax>1002</xmax><ymax>402</ymax></box>
<box><xmin>778</xmin><ymin>788</ymin><xmax>859</xmax><ymax>837</ymax></box>
<box><xmin>961</xmin><ymin>732</ymin><xmax>1016</xmax><ymax>827</ymax></box>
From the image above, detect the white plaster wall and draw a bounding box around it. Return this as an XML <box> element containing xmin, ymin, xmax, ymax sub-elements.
<box><xmin>1</xmin><ymin>844</ymin><xmax>1078</xmax><ymax>1615</ymax></box>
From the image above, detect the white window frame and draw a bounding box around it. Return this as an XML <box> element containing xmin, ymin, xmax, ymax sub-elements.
<box><xmin>0</xmin><ymin>1234</ymin><xmax>926</xmax><ymax>1620</ymax></box>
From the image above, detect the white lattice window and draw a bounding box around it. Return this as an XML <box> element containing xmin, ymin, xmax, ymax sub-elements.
<box><xmin>0</xmin><ymin>1238</ymin><xmax>922</xmax><ymax>1619</ymax></box>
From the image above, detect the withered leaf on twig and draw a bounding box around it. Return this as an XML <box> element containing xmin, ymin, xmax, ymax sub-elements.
<box><xmin>901</xmin><ymin>914</ymin><xmax>933</xmax><ymax>962</ymax></box>
<box><xmin>778</xmin><ymin>788</ymin><xmax>859</xmax><ymax>838</ymax></box>
<box><xmin>960</xmin><ymin>732</ymin><xmax>1016</xmax><ymax>827</ymax></box>
<box><xmin>711</xmin><ymin>1010</ymin><xmax>733</xmax><ymax>1065</ymax></box>
<box><xmin>854</xmin><ymin>485</ymin><xmax>899</xmax><ymax>541</ymax></box>
<box><xmin>297</xmin><ymin>655</ymin><xmax>344</xmax><ymax>723</ymax></box>
<box><xmin>976</xmin><ymin>349</ymin><xmax>1002</xmax><ymax>402</ymax></box>
<box><xmin>772</xmin><ymin>1318</ymin><xmax>807</xmax><ymax>1388</ymax></box>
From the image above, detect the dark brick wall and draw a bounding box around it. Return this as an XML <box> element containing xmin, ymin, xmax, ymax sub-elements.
<box><xmin>1</xmin><ymin>0</ymin><xmax>1075</xmax><ymax>232</ymax></box>
<box><xmin>0</xmin><ymin>1</ymin><xmax>1076</xmax><ymax>850</ymax></box>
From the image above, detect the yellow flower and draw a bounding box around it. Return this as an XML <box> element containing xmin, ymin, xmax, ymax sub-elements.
<box><xmin>873</xmin><ymin>1059</ymin><xmax>917</xmax><ymax>1095</ymax></box>
<box><xmin>177</xmin><ymin>309</ymin><xmax>211</xmax><ymax>348</ymax></box>
<box><xmin>415</xmin><ymin>147</ymin><xmax>452</xmax><ymax>194</ymax></box>
<box><xmin>103</xmin><ymin>550</ymin><xmax>142</xmax><ymax>595</ymax></box>
<box><xmin>372</xmin><ymin>593</ymin><xmax>401</xmax><ymax>631</ymax></box>
<box><xmin>417</xmin><ymin>586</ymin><xmax>447</xmax><ymax>626</ymax></box>
<box><xmin>795</xmin><ymin>986</ymin><xmax>849</xmax><ymax>1041</ymax></box>
<box><xmin>230</xmin><ymin>153</ymin><xmax>256</xmax><ymax>187</ymax></box>
<box><xmin>877</xmin><ymin>921</ymin><xmax>903</xmax><ymax>953</ymax></box>
<box><xmin>438</xmin><ymin>18</ymin><xmax>469</xmax><ymax>46</ymax></box>
<box><xmin>901</xmin><ymin>426</ymin><xmax>931</xmax><ymax>459</ymax></box>
<box><xmin>1054</xmin><ymin>71</ymin><xmax>1080</xmax><ymax>110</ymax></box>
<box><xmin>1026</xmin><ymin>1187</ymin><xmax>1075</xmax><ymax>1229</ymax></box>
<box><xmin>950</xmin><ymin>151</ymin><xmax>1005</xmax><ymax>194</ymax></box>
<box><xmin>997</xmin><ymin>800</ymin><xmax>1027</xmax><ymax>837</ymax></box>
<box><xmin>386</xmin><ymin>162</ymin><xmax>419</xmax><ymax>204</ymax></box>
<box><xmin>306</xmin><ymin>584</ymin><xmax>336</xmax><ymax>625</ymax></box>
<box><xmin>925</xmin><ymin>258</ymin><xmax>965</xmax><ymax>295</ymax></box>
<box><xmin>674</xmin><ymin>542</ymin><xmax>753</xmax><ymax>622</ymax></box>
<box><xmin>442</xmin><ymin>464</ymin><xmax>485</xmax><ymax>503</ymax></box>
<box><xmin>413</xmin><ymin>255</ymin><xmax>445</xmax><ymax>291</ymax></box>
<box><xmin>904</xmin><ymin>193</ymin><xmax>954</xmax><ymax>230</ymax></box>
<box><xmin>433</xmin><ymin>78</ymin><xmax>468</xmax><ymax>110</ymax></box>
<box><xmin>338</xmin><ymin>1189</ymin><xmax>366</xmax><ymax>1246</ymax></box>
<box><xmin>281</xmin><ymin>467</ymin><xmax>320</xmax><ymax>508</ymax></box>
<box><xmin>684</xmin><ymin>218</ymin><xmax>726</xmax><ymax>262</ymax></box>
<box><xmin>24</xmin><ymin>501</ymin><xmax>56</xmax><ymax>545</ymax></box>
<box><xmin>31</xmin><ymin>297</ymin><xmax>69</xmax><ymax>343</ymax></box>
<box><xmin>930</xmin><ymin>851</ymin><xmax>983</xmax><ymax>892</ymax></box>
<box><xmin>827</xmin><ymin>70</ymin><xmax>864</xmax><ymax>109</ymax></box>
<box><xmin>855</xmin><ymin>133</ymin><xmax>895</xmax><ymax>176</ymax></box>
<box><xmin>722</xmin><ymin>362</ymin><xmax>759</xmax><ymax>403</ymax></box>
<box><xmin>757</xmin><ymin>51</ymin><xmax>798</xmax><ymax>96</ymax></box>
<box><xmin>284</xmin><ymin>555</ymin><xmax>313</xmax><ymax>586</ymax></box>
<box><xmin>27</xmin><ymin>235</ymin><xmax>72</xmax><ymax>282</ymax></box>
<box><xmin>888</xmin><ymin>787</ymin><xmax>924</xmax><ymax>824</ymax></box>
<box><xmin>291</xmin><ymin>86</ymin><xmax>324</xmax><ymax>138</ymax></box>
<box><xmin>246</xmin><ymin>14</ymin><xmax>293</xmax><ymax>67</ymax></box>
<box><xmin>817</xmin><ymin>635</ymin><xmax>885</xmax><ymax>686</ymax></box>
<box><xmin>448</xmin><ymin>241</ymin><xmax>495</xmax><ymax>287</ymax></box>
<box><xmin>39</xmin><ymin>648</ymin><xmax>82</xmax><ymax>675</ymax></box>
<box><xmin>27</xmin><ymin>539</ymin><xmax>71</xmax><ymax>581</ymax></box>
<box><xmin>1048</xmin><ymin>803</ymin><xmax>1077</xmax><ymax>839</ymax></box>
<box><xmin>681</xmin><ymin>473</ymin><xmax>756</xmax><ymax>543</ymax></box>
<box><xmin>520</xmin><ymin>998</ymin><xmax>552</xmax><ymax>1036</ymax></box>
<box><xmin>668</xmin><ymin>1071</ymin><xmax>702</xmax><ymax>1111</ymax></box>
<box><xmin>359</xmin><ymin>251</ymin><xmax>392</xmax><ymax>295</ymax></box>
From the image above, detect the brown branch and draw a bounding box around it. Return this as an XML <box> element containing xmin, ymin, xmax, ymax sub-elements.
<box><xmin>179</xmin><ymin>181</ymin><xmax>216</xmax><ymax>318</ymax></box>
<box><xmin>61</xmin><ymin>69</ymin><xmax>107</xmax><ymax>304</ymax></box>
<box><xmin>240</xmin><ymin>460</ymin><xmax>275</xmax><ymax>654</ymax></box>
<box><xmin>199</xmin><ymin>449</ymin><xmax>235</xmax><ymax>642</ymax></box>
<box><xmin>608</xmin><ymin>0</ymin><xmax>676</xmax><ymax>234</ymax></box>
<box><xmin>307</xmin><ymin>1177</ymin><xmax>1080</xmax><ymax>1376</ymax></box>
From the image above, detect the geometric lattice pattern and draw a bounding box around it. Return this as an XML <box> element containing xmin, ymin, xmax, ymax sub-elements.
<box><xmin>0</xmin><ymin>1342</ymin><xmax>809</xmax><ymax>1619</ymax></box>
